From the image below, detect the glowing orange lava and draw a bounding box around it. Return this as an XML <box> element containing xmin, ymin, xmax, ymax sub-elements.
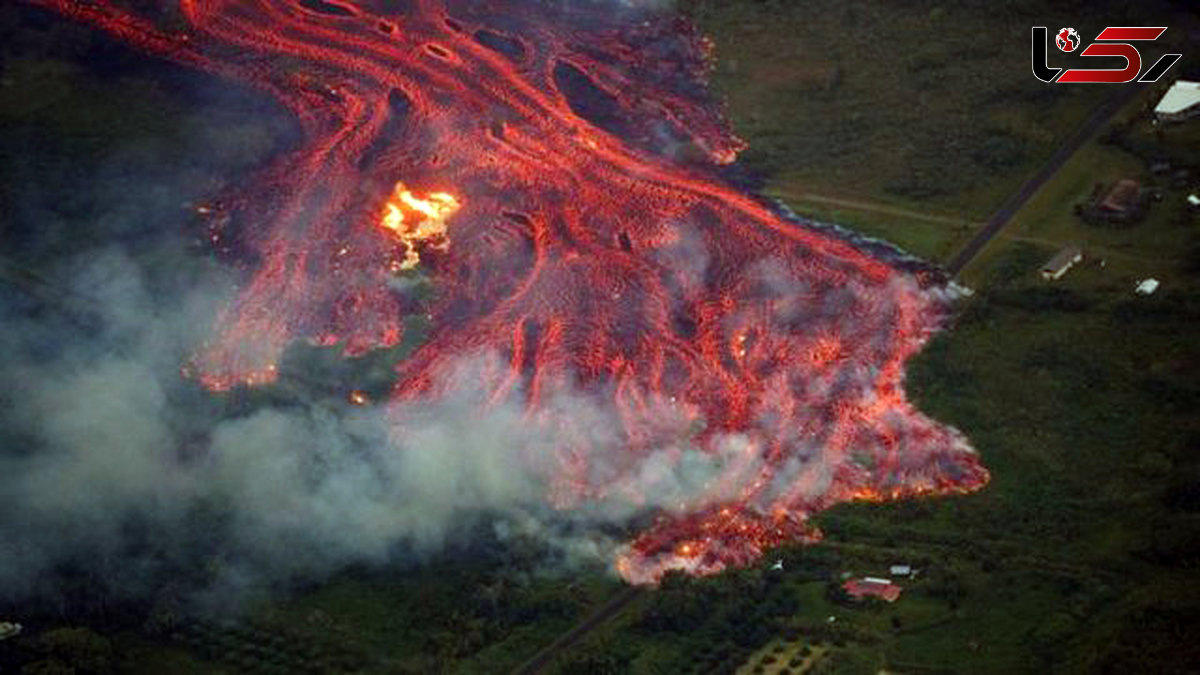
<box><xmin>37</xmin><ymin>0</ymin><xmax>989</xmax><ymax>584</ymax></box>
<box><xmin>379</xmin><ymin>182</ymin><xmax>460</xmax><ymax>271</ymax></box>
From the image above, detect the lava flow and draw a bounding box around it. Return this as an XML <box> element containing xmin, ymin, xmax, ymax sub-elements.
<box><xmin>36</xmin><ymin>0</ymin><xmax>989</xmax><ymax>583</ymax></box>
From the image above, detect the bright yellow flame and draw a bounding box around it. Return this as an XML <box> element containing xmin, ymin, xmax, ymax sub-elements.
<box><xmin>378</xmin><ymin>181</ymin><xmax>460</xmax><ymax>270</ymax></box>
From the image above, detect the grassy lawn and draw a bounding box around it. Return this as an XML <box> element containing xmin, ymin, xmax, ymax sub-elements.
<box><xmin>984</xmin><ymin>139</ymin><xmax>1194</xmax><ymax>281</ymax></box>
<box><xmin>685</xmin><ymin>0</ymin><xmax>1197</xmax><ymax>272</ymax></box>
<box><xmin>958</xmin><ymin>89</ymin><xmax>1193</xmax><ymax>284</ymax></box>
<box><xmin>763</xmin><ymin>182</ymin><xmax>979</xmax><ymax>261</ymax></box>
<box><xmin>684</xmin><ymin>0</ymin><xmax>1123</xmax><ymax>219</ymax></box>
<box><xmin>799</xmin><ymin>85</ymin><xmax>1200</xmax><ymax>671</ymax></box>
<box><xmin>5</xmin><ymin>1</ymin><xmax>1200</xmax><ymax>674</ymax></box>
<box><xmin>551</xmin><ymin>4</ymin><xmax>1200</xmax><ymax>672</ymax></box>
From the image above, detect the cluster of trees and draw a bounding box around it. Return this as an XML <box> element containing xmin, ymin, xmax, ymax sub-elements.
<box><xmin>4</xmin><ymin>628</ymin><xmax>114</xmax><ymax>675</ymax></box>
<box><xmin>1</xmin><ymin>618</ymin><xmax>374</xmax><ymax>675</ymax></box>
<box><xmin>550</xmin><ymin>566</ymin><xmax>806</xmax><ymax>674</ymax></box>
<box><xmin>553</xmin><ymin>545</ymin><xmax>900</xmax><ymax>674</ymax></box>
<box><xmin>1101</xmin><ymin>116</ymin><xmax>1196</xmax><ymax>173</ymax></box>
<box><xmin>1</xmin><ymin>519</ymin><xmax>609</xmax><ymax>674</ymax></box>
<box><xmin>1099</xmin><ymin>606</ymin><xmax>1200</xmax><ymax>674</ymax></box>
<box><xmin>1091</xmin><ymin>110</ymin><xmax>1198</xmax><ymax>229</ymax></box>
<box><xmin>680</xmin><ymin>0</ymin><xmax>1059</xmax><ymax>214</ymax></box>
<box><xmin>635</xmin><ymin>568</ymin><xmax>799</xmax><ymax>644</ymax></box>
<box><xmin>166</xmin><ymin>619</ymin><xmax>368</xmax><ymax>675</ymax></box>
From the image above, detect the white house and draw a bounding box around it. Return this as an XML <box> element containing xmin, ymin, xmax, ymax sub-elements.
<box><xmin>1135</xmin><ymin>279</ymin><xmax>1160</xmax><ymax>296</ymax></box>
<box><xmin>1041</xmin><ymin>245</ymin><xmax>1083</xmax><ymax>281</ymax></box>
<box><xmin>1154</xmin><ymin>80</ymin><xmax>1200</xmax><ymax>122</ymax></box>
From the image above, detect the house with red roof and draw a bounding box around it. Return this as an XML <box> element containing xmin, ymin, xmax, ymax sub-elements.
<box><xmin>843</xmin><ymin>577</ymin><xmax>902</xmax><ymax>603</ymax></box>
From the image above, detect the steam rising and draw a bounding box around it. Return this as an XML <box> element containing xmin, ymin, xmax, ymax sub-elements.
<box><xmin>2</xmin><ymin>0</ymin><xmax>988</xmax><ymax>607</ymax></box>
<box><xmin>0</xmin><ymin>244</ymin><xmax>745</xmax><ymax>606</ymax></box>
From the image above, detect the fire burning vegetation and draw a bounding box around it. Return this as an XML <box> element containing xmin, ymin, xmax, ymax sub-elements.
<box><xmin>35</xmin><ymin>0</ymin><xmax>988</xmax><ymax>583</ymax></box>
<box><xmin>378</xmin><ymin>181</ymin><xmax>459</xmax><ymax>271</ymax></box>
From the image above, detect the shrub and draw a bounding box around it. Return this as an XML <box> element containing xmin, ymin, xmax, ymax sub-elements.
<box><xmin>32</xmin><ymin>628</ymin><xmax>114</xmax><ymax>675</ymax></box>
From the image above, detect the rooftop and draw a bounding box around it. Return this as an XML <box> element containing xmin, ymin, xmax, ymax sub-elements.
<box><xmin>1042</xmin><ymin>245</ymin><xmax>1083</xmax><ymax>273</ymax></box>
<box><xmin>844</xmin><ymin>578</ymin><xmax>902</xmax><ymax>602</ymax></box>
<box><xmin>1099</xmin><ymin>179</ymin><xmax>1141</xmax><ymax>212</ymax></box>
<box><xmin>1154</xmin><ymin>80</ymin><xmax>1200</xmax><ymax>116</ymax></box>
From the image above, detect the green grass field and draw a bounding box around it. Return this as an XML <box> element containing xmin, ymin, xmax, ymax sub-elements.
<box><xmin>4</xmin><ymin>1</ymin><xmax>1200</xmax><ymax>673</ymax></box>
<box><xmin>683</xmin><ymin>0</ymin><xmax>1195</xmax><ymax>266</ymax></box>
<box><xmin>554</xmin><ymin>119</ymin><xmax>1200</xmax><ymax>671</ymax></box>
<box><xmin>683</xmin><ymin>0</ymin><xmax>1123</xmax><ymax>218</ymax></box>
<box><xmin>763</xmin><ymin>183</ymin><xmax>980</xmax><ymax>261</ymax></box>
<box><xmin>545</xmin><ymin>3</ymin><xmax>1200</xmax><ymax>673</ymax></box>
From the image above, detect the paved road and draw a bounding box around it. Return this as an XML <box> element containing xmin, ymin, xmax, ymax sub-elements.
<box><xmin>510</xmin><ymin>585</ymin><xmax>644</xmax><ymax>675</ymax></box>
<box><xmin>505</xmin><ymin>84</ymin><xmax>1151</xmax><ymax>675</ymax></box>
<box><xmin>944</xmin><ymin>82</ymin><xmax>1148</xmax><ymax>277</ymax></box>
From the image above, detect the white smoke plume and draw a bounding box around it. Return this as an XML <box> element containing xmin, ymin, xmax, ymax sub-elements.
<box><xmin>0</xmin><ymin>242</ymin><xmax>755</xmax><ymax>609</ymax></box>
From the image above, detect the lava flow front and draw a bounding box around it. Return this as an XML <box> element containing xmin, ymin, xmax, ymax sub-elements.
<box><xmin>37</xmin><ymin>0</ymin><xmax>989</xmax><ymax>583</ymax></box>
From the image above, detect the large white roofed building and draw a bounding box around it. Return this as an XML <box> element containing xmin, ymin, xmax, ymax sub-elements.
<box><xmin>1154</xmin><ymin>80</ymin><xmax>1200</xmax><ymax>122</ymax></box>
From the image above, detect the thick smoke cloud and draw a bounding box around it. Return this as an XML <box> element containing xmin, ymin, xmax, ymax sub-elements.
<box><xmin>0</xmin><ymin>0</ymin><xmax>981</xmax><ymax>611</ymax></box>
<box><xmin>0</xmin><ymin>238</ymin><xmax>750</xmax><ymax>609</ymax></box>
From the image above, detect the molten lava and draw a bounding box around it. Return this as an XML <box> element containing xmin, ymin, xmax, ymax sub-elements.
<box><xmin>37</xmin><ymin>0</ymin><xmax>988</xmax><ymax>583</ymax></box>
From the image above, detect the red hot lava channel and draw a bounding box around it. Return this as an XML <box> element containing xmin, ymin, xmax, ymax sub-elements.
<box><xmin>35</xmin><ymin>0</ymin><xmax>989</xmax><ymax>583</ymax></box>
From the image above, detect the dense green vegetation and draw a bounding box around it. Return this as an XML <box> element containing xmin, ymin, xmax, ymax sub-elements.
<box><xmin>2</xmin><ymin>534</ymin><xmax>622</xmax><ymax>674</ymax></box>
<box><xmin>537</xmin><ymin>2</ymin><xmax>1200</xmax><ymax>673</ymax></box>
<box><xmin>2</xmin><ymin>0</ymin><xmax>1199</xmax><ymax>673</ymax></box>
<box><xmin>545</xmin><ymin>1</ymin><xmax>1200</xmax><ymax>672</ymax></box>
<box><xmin>682</xmin><ymin>0</ymin><xmax>1193</xmax><ymax>263</ymax></box>
<box><xmin>682</xmin><ymin>0</ymin><xmax>1113</xmax><ymax>215</ymax></box>
<box><xmin>547</xmin><ymin>129</ymin><xmax>1200</xmax><ymax>675</ymax></box>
